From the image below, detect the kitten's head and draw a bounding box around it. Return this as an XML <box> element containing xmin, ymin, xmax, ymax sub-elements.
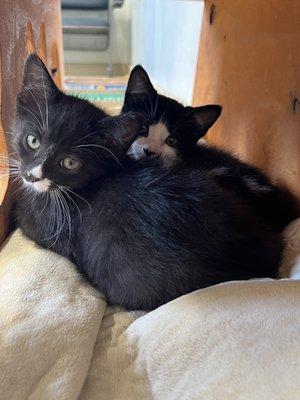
<box><xmin>14</xmin><ymin>54</ymin><xmax>146</xmax><ymax>193</ymax></box>
<box><xmin>122</xmin><ymin>65</ymin><xmax>221</xmax><ymax>161</ymax></box>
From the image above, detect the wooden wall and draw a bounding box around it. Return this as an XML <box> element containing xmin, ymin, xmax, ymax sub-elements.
<box><xmin>0</xmin><ymin>0</ymin><xmax>64</xmax><ymax>245</ymax></box>
<box><xmin>193</xmin><ymin>0</ymin><xmax>300</xmax><ymax>201</ymax></box>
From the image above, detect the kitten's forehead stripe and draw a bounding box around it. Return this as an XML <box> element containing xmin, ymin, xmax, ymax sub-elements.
<box><xmin>137</xmin><ymin>122</ymin><xmax>170</xmax><ymax>152</ymax></box>
<box><xmin>149</xmin><ymin>122</ymin><xmax>169</xmax><ymax>143</ymax></box>
<box><xmin>129</xmin><ymin>122</ymin><xmax>177</xmax><ymax>161</ymax></box>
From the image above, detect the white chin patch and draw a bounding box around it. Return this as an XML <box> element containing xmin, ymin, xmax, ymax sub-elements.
<box><xmin>23</xmin><ymin>178</ymin><xmax>52</xmax><ymax>193</ymax></box>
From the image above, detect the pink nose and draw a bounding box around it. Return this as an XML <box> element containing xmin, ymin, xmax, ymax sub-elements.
<box><xmin>24</xmin><ymin>171</ymin><xmax>40</xmax><ymax>183</ymax></box>
<box><xmin>147</xmin><ymin>143</ymin><xmax>164</xmax><ymax>155</ymax></box>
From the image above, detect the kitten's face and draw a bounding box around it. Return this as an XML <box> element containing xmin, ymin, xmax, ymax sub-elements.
<box><xmin>14</xmin><ymin>55</ymin><xmax>144</xmax><ymax>193</ymax></box>
<box><xmin>122</xmin><ymin>66</ymin><xmax>221</xmax><ymax>161</ymax></box>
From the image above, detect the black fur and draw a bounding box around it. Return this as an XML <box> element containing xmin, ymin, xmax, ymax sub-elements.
<box><xmin>122</xmin><ymin>65</ymin><xmax>298</xmax><ymax>232</ymax></box>
<box><xmin>15</xmin><ymin>55</ymin><xmax>282</xmax><ymax>310</ymax></box>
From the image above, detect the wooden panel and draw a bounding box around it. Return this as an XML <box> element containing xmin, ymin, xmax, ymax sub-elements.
<box><xmin>51</xmin><ymin>42</ymin><xmax>63</xmax><ymax>88</ymax></box>
<box><xmin>26</xmin><ymin>21</ymin><xmax>36</xmax><ymax>53</ymax></box>
<box><xmin>0</xmin><ymin>51</ymin><xmax>10</xmax><ymax>245</ymax></box>
<box><xmin>193</xmin><ymin>0</ymin><xmax>300</xmax><ymax>200</ymax></box>
<box><xmin>0</xmin><ymin>0</ymin><xmax>65</xmax><ymax>245</ymax></box>
<box><xmin>0</xmin><ymin>52</ymin><xmax>9</xmax><ymax>206</ymax></box>
<box><xmin>38</xmin><ymin>23</ymin><xmax>47</xmax><ymax>64</ymax></box>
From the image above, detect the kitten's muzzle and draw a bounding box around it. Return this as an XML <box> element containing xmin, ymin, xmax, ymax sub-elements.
<box><xmin>24</xmin><ymin>170</ymin><xmax>41</xmax><ymax>183</ymax></box>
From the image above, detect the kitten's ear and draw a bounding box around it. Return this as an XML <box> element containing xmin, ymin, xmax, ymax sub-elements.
<box><xmin>187</xmin><ymin>105</ymin><xmax>222</xmax><ymax>137</ymax></box>
<box><xmin>125</xmin><ymin>65</ymin><xmax>157</xmax><ymax>98</ymax></box>
<box><xmin>100</xmin><ymin>113</ymin><xmax>149</xmax><ymax>154</ymax></box>
<box><xmin>17</xmin><ymin>53</ymin><xmax>60</xmax><ymax>109</ymax></box>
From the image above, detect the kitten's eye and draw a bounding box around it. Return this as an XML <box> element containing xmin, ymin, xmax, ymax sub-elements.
<box><xmin>140</xmin><ymin>123</ymin><xmax>149</xmax><ymax>137</ymax></box>
<box><xmin>165</xmin><ymin>136</ymin><xmax>177</xmax><ymax>147</ymax></box>
<box><xmin>61</xmin><ymin>157</ymin><xmax>80</xmax><ymax>171</ymax></box>
<box><xmin>26</xmin><ymin>134</ymin><xmax>40</xmax><ymax>150</ymax></box>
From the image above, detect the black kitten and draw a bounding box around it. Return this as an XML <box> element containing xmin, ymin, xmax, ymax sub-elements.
<box><xmin>122</xmin><ymin>65</ymin><xmax>298</xmax><ymax>232</ymax></box>
<box><xmin>14</xmin><ymin>55</ymin><xmax>282</xmax><ymax>310</ymax></box>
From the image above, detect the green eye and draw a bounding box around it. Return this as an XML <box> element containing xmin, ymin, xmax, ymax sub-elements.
<box><xmin>165</xmin><ymin>136</ymin><xmax>177</xmax><ymax>147</ymax></box>
<box><xmin>61</xmin><ymin>157</ymin><xmax>80</xmax><ymax>171</ymax></box>
<box><xmin>26</xmin><ymin>134</ymin><xmax>40</xmax><ymax>150</ymax></box>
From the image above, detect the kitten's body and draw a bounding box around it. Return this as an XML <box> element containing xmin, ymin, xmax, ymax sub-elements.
<box><xmin>180</xmin><ymin>145</ymin><xmax>298</xmax><ymax>233</ymax></box>
<box><xmin>15</xmin><ymin>55</ymin><xmax>282</xmax><ymax>311</ymax></box>
<box><xmin>122</xmin><ymin>66</ymin><xmax>298</xmax><ymax>233</ymax></box>
<box><xmin>18</xmin><ymin>156</ymin><xmax>281</xmax><ymax>310</ymax></box>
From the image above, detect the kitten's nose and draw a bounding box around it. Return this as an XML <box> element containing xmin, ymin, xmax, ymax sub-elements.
<box><xmin>143</xmin><ymin>148</ymin><xmax>155</xmax><ymax>158</ymax></box>
<box><xmin>24</xmin><ymin>171</ymin><xmax>40</xmax><ymax>183</ymax></box>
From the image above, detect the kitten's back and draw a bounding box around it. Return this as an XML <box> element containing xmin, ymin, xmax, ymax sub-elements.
<box><xmin>180</xmin><ymin>144</ymin><xmax>299</xmax><ymax>233</ymax></box>
<box><xmin>74</xmin><ymin>158</ymin><xmax>282</xmax><ymax>309</ymax></box>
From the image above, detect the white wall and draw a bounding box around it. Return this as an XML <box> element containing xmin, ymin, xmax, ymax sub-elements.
<box><xmin>65</xmin><ymin>1</ymin><xmax>132</xmax><ymax>65</ymax></box>
<box><xmin>131</xmin><ymin>0</ymin><xmax>204</xmax><ymax>104</ymax></box>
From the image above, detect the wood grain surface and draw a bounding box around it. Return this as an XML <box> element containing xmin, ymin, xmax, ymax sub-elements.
<box><xmin>0</xmin><ymin>0</ymin><xmax>65</xmax><ymax>245</ymax></box>
<box><xmin>193</xmin><ymin>0</ymin><xmax>300</xmax><ymax>201</ymax></box>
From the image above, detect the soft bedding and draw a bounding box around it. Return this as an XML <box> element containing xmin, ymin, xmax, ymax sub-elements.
<box><xmin>0</xmin><ymin>223</ymin><xmax>300</xmax><ymax>400</ymax></box>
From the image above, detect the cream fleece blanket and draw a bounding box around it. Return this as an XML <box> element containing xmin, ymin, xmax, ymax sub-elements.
<box><xmin>0</xmin><ymin>223</ymin><xmax>300</xmax><ymax>400</ymax></box>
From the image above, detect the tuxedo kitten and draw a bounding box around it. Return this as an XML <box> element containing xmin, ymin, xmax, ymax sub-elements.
<box><xmin>122</xmin><ymin>66</ymin><xmax>220</xmax><ymax>163</ymax></box>
<box><xmin>14</xmin><ymin>55</ymin><xmax>282</xmax><ymax>310</ymax></box>
<box><xmin>122</xmin><ymin>66</ymin><xmax>298</xmax><ymax>232</ymax></box>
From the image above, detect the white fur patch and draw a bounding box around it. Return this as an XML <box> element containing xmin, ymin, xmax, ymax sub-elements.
<box><xmin>198</xmin><ymin>138</ymin><xmax>208</xmax><ymax>146</ymax></box>
<box><xmin>32</xmin><ymin>178</ymin><xmax>51</xmax><ymax>192</ymax></box>
<box><xmin>22</xmin><ymin>177</ymin><xmax>51</xmax><ymax>193</ymax></box>
<box><xmin>31</xmin><ymin>165</ymin><xmax>43</xmax><ymax>179</ymax></box>
<box><xmin>127</xmin><ymin>140</ymin><xmax>147</xmax><ymax>160</ymax></box>
<box><xmin>128</xmin><ymin>122</ymin><xmax>176</xmax><ymax>161</ymax></box>
<box><xmin>22</xmin><ymin>163</ymin><xmax>51</xmax><ymax>193</ymax></box>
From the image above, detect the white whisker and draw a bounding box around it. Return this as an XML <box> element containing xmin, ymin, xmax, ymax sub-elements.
<box><xmin>75</xmin><ymin>143</ymin><xmax>121</xmax><ymax>166</ymax></box>
<box><xmin>19</xmin><ymin>105</ymin><xmax>44</xmax><ymax>132</ymax></box>
<box><xmin>61</xmin><ymin>186</ymin><xmax>92</xmax><ymax>212</ymax></box>
<box><xmin>41</xmin><ymin>72</ymin><xmax>49</xmax><ymax>132</ymax></box>
<box><xmin>74</xmin><ymin>129</ymin><xmax>113</xmax><ymax>145</ymax></box>
<box><xmin>24</xmin><ymin>85</ymin><xmax>46</xmax><ymax>131</ymax></box>
<box><xmin>59</xmin><ymin>185</ymin><xmax>83</xmax><ymax>223</ymax></box>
